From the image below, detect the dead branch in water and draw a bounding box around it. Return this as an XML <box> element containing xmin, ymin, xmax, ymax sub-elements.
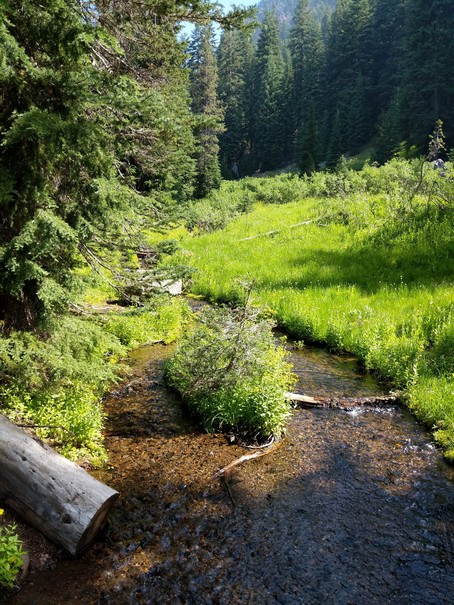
<box><xmin>214</xmin><ymin>440</ymin><xmax>283</xmax><ymax>478</ymax></box>
<box><xmin>285</xmin><ymin>392</ymin><xmax>400</xmax><ymax>409</ymax></box>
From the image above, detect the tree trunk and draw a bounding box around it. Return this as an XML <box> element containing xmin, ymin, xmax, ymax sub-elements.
<box><xmin>0</xmin><ymin>414</ymin><xmax>119</xmax><ymax>556</ymax></box>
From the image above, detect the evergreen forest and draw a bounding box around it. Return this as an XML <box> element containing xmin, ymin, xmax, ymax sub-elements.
<box><xmin>1</xmin><ymin>0</ymin><xmax>454</xmax><ymax>596</ymax></box>
<box><xmin>217</xmin><ymin>0</ymin><xmax>454</xmax><ymax>176</ymax></box>
<box><xmin>1</xmin><ymin>0</ymin><xmax>454</xmax><ymax>526</ymax></box>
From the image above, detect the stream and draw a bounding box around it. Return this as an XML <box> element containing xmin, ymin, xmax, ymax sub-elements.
<box><xmin>9</xmin><ymin>335</ymin><xmax>454</xmax><ymax>604</ymax></box>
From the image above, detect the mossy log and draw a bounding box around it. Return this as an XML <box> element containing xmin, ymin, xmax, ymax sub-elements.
<box><xmin>0</xmin><ymin>414</ymin><xmax>119</xmax><ymax>556</ymax></box>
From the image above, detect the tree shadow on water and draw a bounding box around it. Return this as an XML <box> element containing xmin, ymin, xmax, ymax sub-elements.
<box><xmin>98</xmin><ymin>412</ymin><xmax>454</xmax><ymax>605</ymax></box>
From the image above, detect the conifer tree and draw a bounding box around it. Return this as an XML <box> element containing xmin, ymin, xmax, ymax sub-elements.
<box><xmin>0</xmin><ymin>0</ymin><xmax>250</xmax><ymax>329</ymax></box>
<box><xmin>254</xmin><ymin>12</ymin><xmax>287</xmax><ymax>171</ymax></box>
<box><xmin>288</xmin><ymin>0</ymin><xmax>324</xmax><ymax>152</ymax></box>
<box><xmin>326</xmin><ymin>109</ymin><xmax>342</xmax><ymax>168</ymax></box>
<box><xmin>217</xmin><ymin>29</ymin><xmax>254</xmax><ymax>178</ymax></box>
<box><xmin>368</xmin><ymin>0</ymin><xmax>405</xmax><ymax>122</ymax></box>
<box><xmin>188</xmin><ymin>25</ymin><xmax>224</xmax><ymax>197</ymax></box>
<box><xmin>298</xmin><ymin>101</ymin><xmax>319</xmax><ymax>174</ymax></box>
<box><xmin>323</xmin><ymin>0</ymin><xmax>372</xmax><ymax>155</ymax></box>
<box><xmin>400</xmin><ymin>0</ymin><xmax>454</xmax><ymax>149</ymax></box>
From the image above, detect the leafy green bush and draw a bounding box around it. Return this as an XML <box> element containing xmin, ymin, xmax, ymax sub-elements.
<box><xmin>0</xmin><ymin>510</ymin><xmax>25</xmax><ymax>589</ymax></box>
<box><xmin>185</xmin><ymin>180</ymin><xmax>256</xmax><ymax>233</ymax></box>
<box><xmin>0</xmin><ymin>318</ymin><xmax>124</xmax><ymax>463</ymax></box>
<box><xmin>0</xmin><ymin>298</ymin><xmax>191</xmax><ymax>463</ymax></box>
<box><xmin>165</xmin><ymin>301</ymin><xmax>295</xmax><ymax>441</ymax></box>
<box><xmin>103</xmin><ymin>298</ymin><xmax>190</xmax><ymax>347</ymax></box>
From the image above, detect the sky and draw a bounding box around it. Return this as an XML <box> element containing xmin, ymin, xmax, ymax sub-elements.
<box><xmin>179</xmin><ymin>0</ymin><xmax>258</xmax><ymax>40</ymax></box>
<box><xmin>220</xmin><ymin>0</ymin><xmax>257</xmax><ymax>10</ymax></box>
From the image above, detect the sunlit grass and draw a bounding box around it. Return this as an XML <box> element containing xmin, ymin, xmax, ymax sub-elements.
<box><xmin>182</xmin><ymin>193</ymin><xmax>454</xmax><ymax>458</ymax></box>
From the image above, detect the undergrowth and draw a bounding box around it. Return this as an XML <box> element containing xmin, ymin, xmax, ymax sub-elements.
<box><xmin>0</xmin><ymin>297</ymin><xmax>190</xmax><ymax>464</ymax></box>
<box><xmin>165</xmin><ymin>296</ymin><xmax>295</xmax><ymax>441</ymax></box>
<box><xmin>0</xmin><ymin>509</ymin><xmax>25</xmax><ymax>589</ymax></box>
<box><xmin>179</xmin><ymin>157</ymin><xmax>454</xmax><ymax>460</ymax></box>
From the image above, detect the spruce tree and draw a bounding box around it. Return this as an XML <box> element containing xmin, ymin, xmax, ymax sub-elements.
<box><xmin>0</xmin><ymin>0</ymin><xmax>250</xmax><ymax>329</ymax></box>
<box><xmin>0</xmin><ymin>0</ymin><xmax>116</xmax><ymax>328</ymax></box>
<box><xmin>368</xmin><ymin>0</ymin><xmax>405</xmax><ymax>122</ymax></box>
<box><xmin>323</xmin><ymin>0</ymin><xmax>372</xmax><ymax>156</ymax></box>
<box><xmin>217</xmin><ymin>29</ymin><xmax>254</xmax><ymax>178</ymax></box>
<box><xmin>298</xmin><ymin>101</ymin><xmax>319</xmax><ymax>174</ymax></box>
<box><xmin>400</xmin><ymin>0</ymin><xmax>454</xmax><ymax>149</ymax></box>
<box><xmin>254</xmin><ymin>12</ymin><xmax>287</xmax><ymax>171</ymax></box>
<box><xmin>288</xmin><ymin>0</ymin><xmax>324</xmax><ymax>155</ymax></box>
<box><xmin>188</xmin><ymin>25</ymin><xmax>224</xmax><ymax>198</ymax></box>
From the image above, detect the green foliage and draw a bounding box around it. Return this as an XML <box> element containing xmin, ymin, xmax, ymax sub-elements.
<box><xmin>181</xmin><ymin>159</ymin><xmax>454</xmax><ymax>457</ymax></box>
<box><xmin>0</xmin><ymin>512</ymin><xmax>25</xmax><ymax>589</ymax></box>
<box><xmin>188</xmin><ymin>25</ymin><xmax>223</xmax><ymax>198</ymax></box>
<box><xmin>217</xmin><ymin>29</ymin><xmax>255</xmax><ymax>178</ymax></box>
<box><xmin>0</xmin><ymin>317</ymin><xmax>122</xmax><ymax>462</ymax></box>
<box><xmin>165</xmin><ymin>299</ymin><xmax>295</xmax><ymax>440</ymax></box>
<box><xmin>253</xmin><ymin>12</ymin><xmax>289</xmax><ymax>170</ymax></box>
<box><xmin>103</xmin><ymin>299</ymin><xmax>191</xmax><ymax>348</ymax></box>
<box><xmin>216</xmin><ymin>0</ymin><xmax>454</xmax><ymax>172</ymax></box>
<box><xmin>1</xmin><ymin>0</ymin><xmax>252</xmax><ymax>330</ymax></box>
<box><xmin>0</xmin><ymin>298</ymin><xmax>190</xmax><ymax>463</ymax></box>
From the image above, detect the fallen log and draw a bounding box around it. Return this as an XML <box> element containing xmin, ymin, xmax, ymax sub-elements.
<box><xmin>284</xmin><ymin>392</ymin><xmax>399</xmax><ymax>409</ymax></box>
<box><xmin>0</xmin><ymin>414</ymin><xmax>119</xmax><ymax>556</ymax></box>
<box><xmin>238</xmin><ymin>219</ymin><xmax>314</xmax><ymax>242</ymax></box>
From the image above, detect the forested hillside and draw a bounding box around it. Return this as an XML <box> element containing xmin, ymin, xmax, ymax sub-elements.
<box><xmin>214</xmin><ymin>0</ymin><xmax>454</xmax><ymax>178</ymax></box>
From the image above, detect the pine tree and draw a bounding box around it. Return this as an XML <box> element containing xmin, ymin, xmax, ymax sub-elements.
<box><xmin>0</xmin><ymin>0</ymin><xmax>117</xmax><ymax>328</ymax></box>
<box><xmin>217</xmin><ymin>29</ymin><xmax>255</xmax><ymax>178</ymax></box>
<box><xmin>326</xmin><ymin>109</ymin><xmax>342</xmax><ymax>168</ymax></box>
<box><xmin>373</xmin><ymin>92</ymin><xmax>402</xmax><ymax>163</ymax></box>
<box><xmin>400</xmin><ymin>0</ymin><xmax>454</xmax><ymax>149</ymax></box>
<box><xmin>188</xmin><ymin>25</ymin><xmax>224</xmax><ymax>197</ymax></box>
<box><xmin>368</xmin><ymin>0</ymin><xmax>405</xmax><ymax>122</ymax></box>
<box><xmin>323</xmin><ymin>0</ymin><xmax>372</xmax><ymax>155</ymax></box>
<box><xmin>254</xmin><ymin>12</ymin><xmax>287</xmax><ymax>171</ymax></box>
<box><xmin>0</xmin><ymin>0</ymin><xmax>250</xmax><ymax>329</ymax></box>
<box><xmin>298</xmin><ymin>101</ymin><xmax>319</xmax><ymax>174</ymax></box>
<box><xmin>288</xmin><ymin>0</ymin><xmax>324</xmax><ymax>153</ymax></box>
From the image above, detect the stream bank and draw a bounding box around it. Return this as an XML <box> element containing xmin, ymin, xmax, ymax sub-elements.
<box><xmin>7</xmin><ymin>338</ymin><xmax>454</xmax><ymax>604</ymax></box>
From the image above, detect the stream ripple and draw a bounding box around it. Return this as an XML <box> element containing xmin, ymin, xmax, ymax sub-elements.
<box><xmin>10</xmin><ymin>340</ymin><xmax>454</xmax><ymax>605</ymax></box>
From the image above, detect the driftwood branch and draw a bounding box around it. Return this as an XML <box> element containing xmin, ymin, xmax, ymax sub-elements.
<box><xmin>285</xmin><ymin>392</ymin><xmax>399</xmax><ymax>409</ymax></box>
<box><xmin>238</xmin><ymin>220</ymin><xmax>315</xmax><ymax>242</ymax></box>
<box><xmin>214</xmin><ymin>440</ymin><xmax>282</xmax><ymax>478</ymax></box>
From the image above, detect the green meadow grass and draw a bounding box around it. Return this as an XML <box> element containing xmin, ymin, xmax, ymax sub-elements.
<box><xmin>182</xmin><ymin>192</ymin><xmax>454</xmax><ymax>459</ymax></box>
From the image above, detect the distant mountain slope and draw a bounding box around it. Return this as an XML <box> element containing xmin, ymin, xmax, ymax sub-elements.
<box><xmin>256</xmin><ymin>0</ymin><xmax>336</xmax><ymax>33</ymax></box>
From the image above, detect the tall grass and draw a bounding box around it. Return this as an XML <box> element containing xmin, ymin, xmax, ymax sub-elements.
<box><xmin>181</xmin><ymin>159</ymin><xmax>454</xmax><ymax>459</ymax></box>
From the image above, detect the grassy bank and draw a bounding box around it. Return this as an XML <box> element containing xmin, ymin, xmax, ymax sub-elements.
<box><xmin>0</xmin><ymin>296</ymin><xmax>190</xmax><ymax>464</ymax></box>
<box><xmin>181</xmin><ymin>160</ymin><xmax>454</xmax><ymax>459</ymax></box>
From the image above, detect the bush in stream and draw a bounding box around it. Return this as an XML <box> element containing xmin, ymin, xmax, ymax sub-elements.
<box><xmin>165</xmin><ymin>299</ymin><xmax>296</xmax><ymax>441</ymax></box>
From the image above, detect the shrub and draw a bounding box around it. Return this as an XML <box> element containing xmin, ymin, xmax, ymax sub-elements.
<box><xmin>0</xmin><ymin>298</ymin><xmax>190</xmax><ymax>463</ymax></box>
<box><xmin>0</xmin><ymin>510</ymin><xmax>25</xmax><ymax>589</ymax></box>
<box><xmin>165</xmin><ymin>300</ymin><xmax>295</xmax><ymax>441</ymax></box>
<box><xmin>103</xmin><ymin>298</ymin><xmax>190</xmax><ymax>347</ymax></box>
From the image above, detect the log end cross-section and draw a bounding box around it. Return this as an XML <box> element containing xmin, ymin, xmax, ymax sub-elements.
<box><xmin>0</xmin><ymin>414</ymin><xmax>119</xmax><ymax>556</ymax></box>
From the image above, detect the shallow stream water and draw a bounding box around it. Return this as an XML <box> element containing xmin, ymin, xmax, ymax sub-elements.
<box><xmin>9</xmin><ymin>337</ymin><xmax>454</xmax><ymax>604</ymax></box>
